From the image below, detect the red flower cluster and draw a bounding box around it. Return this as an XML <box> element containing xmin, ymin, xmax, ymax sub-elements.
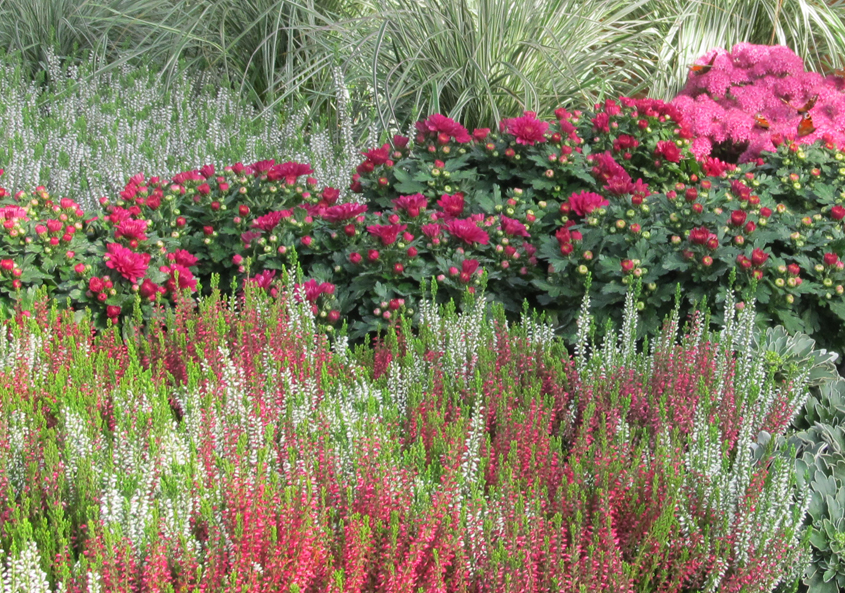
<box><xmin>104</xmin><ymin>243</ymin><xmax>150</xmax><ymax>284</ymax></box>
<box><xmin>445</xmin><ymin>218</ymin><xmax>489</xmax><ymax>246</ymax></box>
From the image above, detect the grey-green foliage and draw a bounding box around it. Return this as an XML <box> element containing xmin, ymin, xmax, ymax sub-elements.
<box><xmin>791</xmin><ymin>380</ymin><xmax>845</xmax><ymax>593</ymax></box>
<box><xmin>0</xmin><ymin>49</ymin><xmax>360</xmax><ymax>212</ymax></box>
<box><xmin>755</xmin><ymin>325</ymin><xmax>841</xmax><ymax>388</ymax></box>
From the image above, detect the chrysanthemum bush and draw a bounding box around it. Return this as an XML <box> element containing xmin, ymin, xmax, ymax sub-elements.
<box><xmin>672</xmin><ymin>43</ymin><xmax>845</xmax><ymax>163</ymax></box>
<box><xmin>0</xmin><ymin>272</ymin><xmax>816</xmax><ymax>591</ymax></box>
<box><xmin>6</xmin><ymin>90</ymin><xmax>845</xmax><ymax>351</ymax></box>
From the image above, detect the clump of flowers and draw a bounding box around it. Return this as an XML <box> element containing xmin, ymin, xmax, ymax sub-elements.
<box><xmin>672</xmin><ymin>43</ymin><xmax>845</xmax><ymax>162</ymax></box>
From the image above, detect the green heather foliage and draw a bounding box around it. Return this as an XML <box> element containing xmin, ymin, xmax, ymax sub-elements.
<box><xmin>0</xmin><ymin>274</ymin><xmax>815</xmax><ymax>591</ymax></box>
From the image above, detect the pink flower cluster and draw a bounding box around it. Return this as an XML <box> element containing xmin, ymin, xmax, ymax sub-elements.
<box><xmin>672</xmin><ymin>43</ymin><xmax>845</xmax><ymax>161</ymax></box>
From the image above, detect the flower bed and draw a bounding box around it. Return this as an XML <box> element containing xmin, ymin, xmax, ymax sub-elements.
<box><xmin>0</xmin><ymin>278</ymin><xmax>814</xmax><ymax>591</ymax></box>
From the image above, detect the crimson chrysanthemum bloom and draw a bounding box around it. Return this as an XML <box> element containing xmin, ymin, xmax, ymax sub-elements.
<box><xmin>139</xmin><ymin>278</ymin><xmax>166</xmax><ymax>302</ymax></box>
<box><xmin>655</xmin><ymin>140</ymin><xmax>682</xmax><ymax>163</ymax></box>
<box><xmin>422</xmin><ymin>223</ymin><xmax>443</xmax><ymax>238</ymax></box>
<box><xmin>437</xmin><ymin>193</ymin><xmax>465</xmax><ymax>218</ymax></box>
<box><xmin>499</xmin><ymin>216</ymin><xmax>530</xmax><ymax>238</ymax></box>
<box><xmin>730</xmin><ymin>210</ymin><xmax>747</xmax><ymax>227</ymax></box>
<box><xmin>367</xmin><ymin>224</ymin><xmax>407</xmax><ymax>246</ymax></box>
<box><xmin>114</xmin><ymin>219</ymin><xmax>148</xmax><ymax>242</ymax></box>
<box><xmin>244</xmin><ymin>269</ymin><xmax>276</xmax><ymax>291</ymax></box>
<box><xmin>299</xmin><ymin>279</ymin><xmax>335</xmax><ymax>303</ymax></box>
<box><xmin>164</xmin><ymin>264</ymin><xmax>197</xmax><ymax>294</ymax></box>
<box><xmin>591</xmin><ymin>151</ymin><xmax>630</xmax><ymax>185</ymax></box>
<box><xmin>416</xmin><ymin>114</ymin><xmax>472</xmax><ymax>143</ymax></box>
<box><xmin>459</xmin><ymin>259</ymin><xmax>480</xmax><ymax>283</ymax></box>
<box><xmin>320</xmin><ymin>187</ymin><xmax>340</xmax><ymax>206</ymax></box>
<box><xmin>445</xmin><ymin>218</ymin><xmax>489</xmax><ymax>246</ymax></box>
<box><xmin>322</xmin><ymin>203</ymin><xmax>368</xmax><ymax>223</ymax></box>
<box><xmin>267</xmin><ymin>161</ymin><xmax>314</xmax><ymax>185</ymax></box>
<box><xmin>502</xmin><ymin>111</ymin><xmax>549</xmax><ymax>146</ymax></box>
<box><xmin>106</xmin><ymin>207</ymin><xmax>134</xmax><ymax>225</ymax></box>
<box><xmin>0</xmin><ymin>205</ymin><xmax>28</xmax><ymax>221</ymax></box>
<box><xmin>361</xmin><ymin>143</ymin><xmax>391</xmax><ymax>165</ymax></box>
<box><xmin>689</xmin><ymin>227</ymin><xmax>711</xmax><ymax>245</ymax></box>
<box><xmin>751</xmin><ymin>248</ymin><xmax>769</xmax><ymax>266</ymax></box>
<box><xmin>252</xmin><ymin>210</ymin><xmax>293</xmax><ymax>232</ymax></box>
<box><xmin>392</xmin><ymin>194</ymin><xmax>428</xmax><ymax>218</ymax></box>
<box><xmin>167</xmin><ymin>249</ymin><xmax>198</xmax><ymax>268</ymax></box>
<box><xmin>568</xmin><ymin>191</ymin><xmax>608</xmax><ymax>217</ymax></box>
<box><xmin>104</xmin><ymin>243</ymin><xmax>150</xmax><ymax>284</ymax></box>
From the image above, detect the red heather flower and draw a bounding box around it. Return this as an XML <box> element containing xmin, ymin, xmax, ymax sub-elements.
<box><xmin>502</xmin><ymin>111</ymin><xmax>549</xmax><ymax>145</ymax></box>
<box><xmin>320</xmin><ymin>187</ymin><xmax>340</xmax><ymax>205</ymax></box>
<box><xmin>323</xmin><ymin>203</ymin><xmax>368</xmax><ymax>223</ymax></box>
<box><xmin>114</xmin><ymin>219</ymin><xmax>149</xmax><ymax>242</ymax></box>
<box><xmin>472</xmin><ymin>128</ymin><xmax>490</xmax><ymax>141</ymax></box>
<box><xmin>568</xmin><ymin>191</ymin><xmax>608</xmax><ymax>217</ymax></box>
<box><xmin>459</xmin><ymin>259</ymin><xmax>480</xmax><ymax>282</ymax></box>
<box><xmin>437</xmin><ymin>193</ymin><xmax>465</xmax><ymax>218</ymax></box>
<box><xmin>361</xmin><ymin>143</ymin><xmax>391</xmax><ymax>165</ymax></box>
<box><xmin>366</xmin><ymin>223</ymin><xmax>407</xmax><ymax>246</ymax></box>
<box><xmin>139</xmin><ymin>278</ymin><xmax>166</xmax><ymax>301</ymax></box>
<box><xmin>252</xmin><ymin>210</ymin><xmax>293</xmax><ymax>232</ymax></box>
<box><xmin>654</xmin><ymin>140</ymin><xmax>682</xmax><ymax>163</ymax></box>
<box><xmin>267</xmin><ymin>161</ymin><xmax>314</xmax><ymax>185</ymax></box>
<box><xmin>105</xmin><ymin>243</ymin><xmax>150</xmax><ymax>284</ymax></box>
<box><xmin>445</xmin><ymin>218</ymin><xmax>490</xmax><ymax>246</ymax></box>
<box><xmin>164</xmin><ymin>264</ymin><xmax>197</xmax><ymax>293</ymax></box>
<box><xmin>422</xmin><ymin>223</ymin><xmax>443</xmax><ymax>238</ymax></box>
<box><xmin>824</xmin><ymin>252</ymin><xmax>840</xmax><ymax>266</ymax></box>
<box><xmin>416</xmin><ymin>114</ymin><xmax>472</xmax><ymax>143</ymax></box>
<box><xmin>831</xmin><ymin>205</ymin><xmax>845</xmax><ymax>220</ymax></box>
<box><xmin>689</xmin><ymin>227</ymin><xmax>711</xmax><ymax>245</ymax></box>
<box><xmin>392</xmin><ymin>194</ymin><xmax>428</xmax><ymax>217</ymax></box>
<box><xmin>730</xmin><ymin>210</ymin><xmax>747</xmax><ymax>226</ymax></box>
<box><xmin>500</xmin><ymin>215</ymin><xmax>530</xmax><ymax>238</ymax></box>
<box><xmin>751</xmin><ymin>248</ymin><xmax>769</xmax><ymax>266</ymax></box>
<box><xmin>167</xmin><ymin>249</ymin><xmax>198</xmax><ymax>268</ymax></box>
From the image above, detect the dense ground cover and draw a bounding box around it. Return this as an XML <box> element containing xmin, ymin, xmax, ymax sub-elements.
<box><xmin>0</xmin><ymin>278</ymin><xmax>824</xmax><ymax>591</ymax></box>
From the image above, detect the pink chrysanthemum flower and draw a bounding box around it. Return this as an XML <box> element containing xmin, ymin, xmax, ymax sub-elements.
<box><xmin>105</xmin><ymin>243</ymin><xmax>150</xmax><ymax>284</ymax></box>
<box><xmin>501</xmin><ymin>111</ymin><xmax>549</xmax><ymax>146</ymax></box>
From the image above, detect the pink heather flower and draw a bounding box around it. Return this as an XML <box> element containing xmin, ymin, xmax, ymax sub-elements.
<box><xmin>568</xmin><ymin>191</ymin><xmax>608</xmax><ymax>217</ymax></box>
<box><xmin>392</xmin><ymin>193</ymin><xmax>428</xmax><ymax>217</ymax></box>
<box><xmin>421</xmin><ymin>223</ymin><xmax>443</xmax><ymax>238</ymax></box>
<box><xmin>266</xmin><ymin>161</ymin><xmax>314</xmax><ymax>185</ymax></box>
<box><xmin>322</xmin><ymin>203</ymin><xmax>368</xmax><ymax>223</ymax></box>
<box><xmin>105</xmin><ymin>243</ymin><xmax>150</xmax><ymax>284</ymax></box>
<box><xmin>499</xmin><ymin>216</ymin><xmax>530</xmax><ymax>238</ymax></box>
<box><xmin>416</xmin><ymin>114</ymin><xmax>472</xmax><ymax>143</ymax></box>
<box><xmin>367</xmin><ymin>223</ymin><xmax>407</xmax><ymax>246</ymax></box>
<box><xmin>164</xmin><ymin>264</ymin><xmax>197</xmax><ymax>293</ymax></box>
<box><xmin>167</xmin><ymin>249</ymin><xmax>198</xmax><ymax>268</ymax></box>
<box><xmin>252</xmin><ymin>210</ymin><xmax>293</xmax><ymax>232</ymax></box>
<box><xmin>114</xmin><ymin>219</ymin><xmax>148</xmax><ymax>242</ymax></box>
<box><xmin>502</xmin><ymin>111</ymin><xmax>549</xmax><ymax>145</ymax></box>
<box><xmin>654</xmin><ymin>140</ymin><xmax>682</xmax><ymax>163</ymax></box>
<box><xmin>445</xmin><ymin>218</ymin><xmax>489</xmax><ymax>246</ymax></box>
<box><xmin>437</xmin><ymin>193</ymin><xmax>465</xmax><ymax>218</ymax></box>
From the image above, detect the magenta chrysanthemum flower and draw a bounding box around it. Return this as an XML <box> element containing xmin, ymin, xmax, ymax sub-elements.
<box><xmin>437</xmin><ymin>193</ymin><xmax>465</xmax><ymax>218</ymax></box>
<box><xmin>568</xmin><ymin>191</ymin><xmax>608</xmax><ymax>217</ymax></box>
<box><xmin>114</xmin><ymin>219</ymin><xmax>148</xmax><ymax>242</ymax></box>
<box><xmin>366</xmin><ymin>223</ymin><xmax>407</xmax><ymax>246</ymax></box>
<box><xmin>421</xmin><ymin>223</ymin><xmax>443</xmax><ymax>238</ymax></box>
<box><xmin>499</xmin><ymin>216</ymin><xmax>530</xmax><ymax>238</ymax></box>
<box><xmin>445</xmin><ymin>218</ymin><xmax>490</xmax><ymax>246</ymax></box>
<box><xmin>322</xmin><ymin>203</ymin><xmax>368</xmax><ymax>223</ymax></box>
<box><xmin>166</xmin><ymin>249</ymin><xmax>198</xmax><ymax>268</ymax></box>
<box><xmin>252</xmin><ymin>210</ymin><xmax>293</xmax><ymax>232</ymax></box>
<box><xmin>267</xmin><ymin>161</ymin><xmax>314</xmax><ymax>185</ymax></box>
<box><xmin>245</xmin><ymin>269</ymin><xmax>276</xmax><ymax>291</ymax></box>
<box><xmin>164</xmin><ymin>264</ymin><xmax>197</xmax><ymax>294</ymax></box>
<box><xmin>502</xmin><ymin>111</ymin><xmax>549</xmax><ymax>146</ymax></box>
<box><xmin>392</xmin><ymin>194</ymin><xmax>428</xmax><ymax>217</ymax></box>
<box><xmin>105</xmin><ymin>243</ymin><xmax>150</xmax><ymax>284</ymax></box>
<box><xmin>655</xmin><ymin>141</ymin><xmax>682</xmax><ymax>163</ymax></box>
<box><xmin>416</xmin><ymin>114</ymin><xmax>472</xmax><ymax>143</ymax></box>
<box><xmin>361</xmin><ymin>143</ymin><xmax>391</xmax><ymax>165</ymax></box>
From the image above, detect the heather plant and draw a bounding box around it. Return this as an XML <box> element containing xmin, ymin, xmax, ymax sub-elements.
<box><xmin>671</xmin><ymin>43</ymin><xmax>845</xmax><ymax>162</ymax></box>
<box><xmin>0</xmin><ymin>269</ymin><xmax>814</xmax><ymax>591</ymax></box>
<box><xmin>0</xmin><ymin>49</ymin><xmax>360</xmax><ymax>212</ymax></box>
